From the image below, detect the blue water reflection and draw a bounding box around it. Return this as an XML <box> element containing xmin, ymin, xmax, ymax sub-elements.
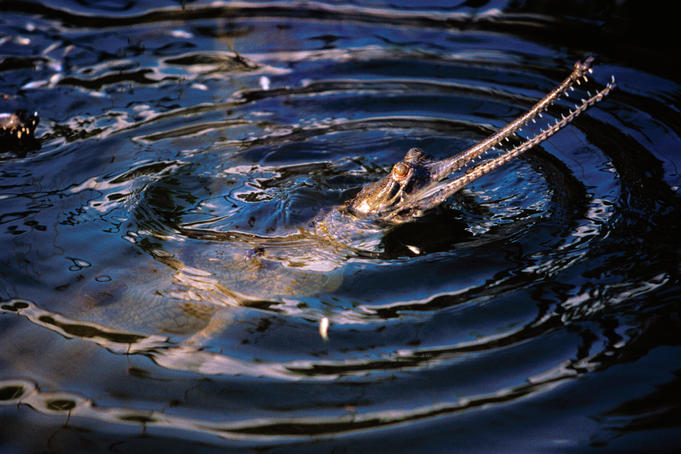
<box><xmin>1</xmin><ymin>1</ymin><xmax>681</xmax><ymax>452</ymax></box>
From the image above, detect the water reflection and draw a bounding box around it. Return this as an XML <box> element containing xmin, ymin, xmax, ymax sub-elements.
<box><xmin>2</xmin><ymin>0</ymin><xmax>681</xmax><ymax>452</ymax></box>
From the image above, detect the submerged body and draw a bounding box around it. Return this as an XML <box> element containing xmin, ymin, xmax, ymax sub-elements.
<box><xmin>4</xmin><ymin>59</ymin><xmax>615</xmax><ymax>344</ymax></box>
<box><xmin>183</xmin><ymin>57</ymin><xmax>615</xmax><ymax>306</ymax></box>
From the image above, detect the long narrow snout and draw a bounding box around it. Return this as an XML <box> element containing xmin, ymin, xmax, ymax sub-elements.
<box><xmin>377</xmin><ymin>58</ymin><xmax>616</xmax><ymax>223</ymax></box>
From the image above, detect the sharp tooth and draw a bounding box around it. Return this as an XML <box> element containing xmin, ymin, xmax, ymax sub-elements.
<box><xmin>583</xmin><ymin>75</ymin><xmax>588</xmax><ymax>82</ymax></box>
<box><xmin>588</xmin><ymin>68</ymin><xmax>593</xmax><ymax>74</ymax></box>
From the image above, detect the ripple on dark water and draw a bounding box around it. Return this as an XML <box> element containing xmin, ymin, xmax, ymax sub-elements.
<box><xmin>2</xmin><ymin>1</ymin><xmax>681</xmax><ymax>452</ymax></box>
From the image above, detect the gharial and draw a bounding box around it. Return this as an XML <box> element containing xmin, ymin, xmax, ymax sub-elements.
<box><xmin>174</xmin><ymin>56</ymin><xmax>615</xmax><ymax>305</ymax></box>
<box><xmin>1</xmin><ymin>58</ymin><xmax>614</xmax><ymax>233</ymax></box>
<box><xmin>0</xmin><ymin>58</ymin><xmax>616</xmax><ymax>351</ymax></box>
<box><xmin>314</xmin><ymin>56</ymin><xmax>615</xmax><ymax>242</ymax></box>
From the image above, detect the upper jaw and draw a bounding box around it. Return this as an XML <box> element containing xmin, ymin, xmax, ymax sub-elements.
<box><xmin>348</xmin><ymin>177</ymin><xmax>403</xmax><ymax>217</ymax></box>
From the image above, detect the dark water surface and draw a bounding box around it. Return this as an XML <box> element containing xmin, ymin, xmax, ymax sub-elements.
<box><xmin>2</xmin><ymin>1</ymin><xmax>681</xmax><ymax>452</ymax></box>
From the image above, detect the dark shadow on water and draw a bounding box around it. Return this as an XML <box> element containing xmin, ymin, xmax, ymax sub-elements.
<box><xmin>381</xmin><ymin>207</ymin><xmax>473</xmax><ymax>259</ymax></box>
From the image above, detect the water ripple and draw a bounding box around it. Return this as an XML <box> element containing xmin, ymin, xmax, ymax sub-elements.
<box><xmin>2</xmin><ymin>1</ymin><xmax>681</xmax><ymax>451</ymax></box>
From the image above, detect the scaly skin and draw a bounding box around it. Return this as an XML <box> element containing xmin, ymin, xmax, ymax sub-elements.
<box><xmin>337</xmin><ymin>57</ymin><xmax>615</xmax><ymax>225</ymax></box>
<box><xmin>0</xmin><ymin>110</ymin><xmax>39</xmax><ymax>154</ymax></box>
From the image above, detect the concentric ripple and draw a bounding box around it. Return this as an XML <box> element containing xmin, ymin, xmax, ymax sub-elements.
<box><xmin>2</xmin><ymin>1</ymin><xmax>681</xmax><ymax>452</ymax></box>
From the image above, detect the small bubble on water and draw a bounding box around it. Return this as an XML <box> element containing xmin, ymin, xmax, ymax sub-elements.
<box><xmin>22</xmin><ymin>80</ymin><xmax>47</xmax><ymax>90</ymax></box>
<box><xmin>406</xmin><ymin>245</ymin><xmax>421</xmax><ymax>255</ymax></box>
<box><xmin>319</xmin><ymin>317</ymin><xmax>329</xmax><ymax>340</ymax></box>
<box><xmin>170</xmin><ymin>29</ymin><xmax>193</xmax><ymax>39</ymax></box>
<box><xmin>67</xmin><ymin>257</ymin><xmax>91</xmax><ymax>271</ymax></box>
<box><xmin>259</xmin><ymin>76</ymin><xmax>271</xmax><ymax>90</ymax></box>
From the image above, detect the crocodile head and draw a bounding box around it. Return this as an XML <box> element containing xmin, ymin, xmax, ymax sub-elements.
<box><xmin>345</xmin><ymin>57</ymin><xmax>615</xmax><ymax>224</ymax></box>
<box><xmin>346</xmin><ymin>147</ymin><xmax>445</xmax><ymax>223</ymax></box>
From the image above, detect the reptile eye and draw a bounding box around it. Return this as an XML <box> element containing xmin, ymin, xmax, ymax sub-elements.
<box><xmin>392</xmin><ymin>162</ymin><xmax>409</xmax><ymax>180</ymax></box>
